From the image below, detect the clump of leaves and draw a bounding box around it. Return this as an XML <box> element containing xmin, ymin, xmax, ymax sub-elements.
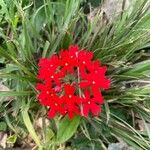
<box><xmin>0</xmin><ymin>0</ymin><xmax>150</xmax><ymax>149</ymax></box>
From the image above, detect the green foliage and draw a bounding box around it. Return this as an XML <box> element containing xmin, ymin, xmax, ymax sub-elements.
<box><xmin>0</xmin><ymin>121</ymin><xmax>7</xmax><ymax>131</ymax></box>
<box><xmin>56</xmin><ymin>116</ymin><xmax>81</xmax><ymax>144</ymax></box>
<box><xmin>88</xmin><ymin>0</ymin><xmax>102</xmax><ymax>7</ymax></box>
<box><xmin>7</xmin><ymin>134</ymin><xmax>17</xmax><ymax>144</ymax></box>
<box><xmin>0</xmin><ymin>0</ymin><xmax>150</xmax><ymax>149</ymax></box>
<box><xmin>21</xmin><ymin>104</ymin><xmax>41</xmax><ymax>148</ymax></box>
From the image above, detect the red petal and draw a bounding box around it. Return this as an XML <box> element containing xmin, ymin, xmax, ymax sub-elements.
<box><xmin>91</xmin><ymin>104</ymin><xmax>101</xmax><ymax>116</ymax></box>
<box><xmin>79</xmin><ymin>81</ymin><xmax>89</xmax><ymax>88</ymax></box>
<box><xmin>87</xmin><ymin>51</ymin><xmax>93</xmax><ymax>60</ymax></box>
<box><xmin>50</xmin><ymin>54</ymin><xmax>59</xmax><ymax>62</ymax></box>
<box><xmin>78</xmin><ymin>50</ymin><xmax>93</xmax><ymax>61</ymax></box>
<box><xmin>60</xmin><ymin>50</ymin><xmax>68</xmax><ymax>59</ymax></box>
<box><xmin>96</xmin><ymin>66</ymin><xmax>107</xmax><ymax>75</ymax></box>
<box><xmin>82</xmin><ymin>104</ymin><xmax>90</xmax><ymax>117</ymax></box>
<box><xmin>38</xmin><ymin>58</ymin><xmax>49</xmax><ymax>67</ymax></box>
<box><xmin>36</xmin><ymin>83</ymin><xmax>44</xmax><ymax>90</ymax></box>
<box><xmin>69</xmin><ymin>45</ymin><xmax>78</xmax><ymax>56</ymax></box>
<box><xmin>91</xmin><ymin>89</ymin><xmax>103</xmax><ymax>104</ymax></box>
<box><xmin>64</xmin><ymin>84</ymin><xmax>75</xmax><ymax>95</ymax></box>
<box><xmin>68</xmin><ymin>111</ymin><xmax>74</xmax><ymax>119</ymax></box>
<box><xmin>98</xmin><ymin>78</ymin><xmax>111</xmax><ymax>89</ymax></box>
<box><xmin>38</xmin><ymin>93</ymin><xmax>52</xmax><ymax>106</ymax></box>
<box><xmin>48</xmin><ymin>109</ymin><xmax>56</xmax><ymax>118</ymax></box>
<box><xmin>94</xmin><ymin>96</ymin><xmax>104</xmax><ymax>104</ymax></box>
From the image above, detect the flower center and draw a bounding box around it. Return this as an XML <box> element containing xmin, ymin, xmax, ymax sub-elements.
<box><xmin>51</xmin><ymin>75</ymin><xmax>54</xmax><ymax>79</ymax></box>
<box><xmin>65</xmin><ymin>63</ymin><xmax>68</xmax><ymax>66</ymax></box>
<box><xmin>75</xmin><ymin>52</ymin><xmax>78</xmax><ymax>57</ymax></box>
<box><xmin>88</xmin><ymin>101</ymin><xmax>91</xmax><ymax>104</ymax></box>
<box><xmin>46</xmin><ymin>91</ymin><xmax>49</xmax><ymax>94</ymax></box>
<box><xmin>92</xmin><ymin>81</ymin><xmax>96</xmax><ymax>84</ymax></box>
<box><xmin>82</xmin><ymin>61</ymin><xmax>86</xmax><ymax>64</ymax></box>
<box><xmin>68</xmin><ymin>95</ymin><xmax>72</xmax><ymax>98</ymax></box>
<box><xmin>54</xmin><ymin>86</ymin><xmax>61</xmax><ymax>92</ymax></box>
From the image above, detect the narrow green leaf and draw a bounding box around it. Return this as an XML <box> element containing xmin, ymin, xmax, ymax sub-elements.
<box><xmin>46</xmin><ymin>128</ymin><xmax>55</xmax><ymax>141</ymax></box>
<box><xmin>0</xmin><ymin>73</ymin><xmax>37</xmax><ymax>82</ymax></box>
<box><xmin>22</xmin><ymin>107</ymin><xmax>41</xmax><ymax>147</ymax></box>
<box><xmin>56</xmin><ymin>115</ymin><xmax>81</xmax><ymax>144</ymax></box>
<box><xmin>0</xmin><ymin>91</ymin><xmax>32</xmax><ymax>97</ymax></box>
<box><xmin>42</xmin><ymin>40</ymin><xmax>50</xmax><ymax>57</ymax></box>
<box><xmin>140</xmin><ymin>115</ymin><xmax>150</xmax><ymax>139</ymax></box>
<box><xmin>123</xmin><ymin>60</ymin><xmax>150</xmax><ymax>75</ymax></box>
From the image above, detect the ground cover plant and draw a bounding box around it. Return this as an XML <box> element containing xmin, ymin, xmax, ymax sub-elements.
<box><xmin>0</xmin><ymin>0</ymin><xmax>150</xmax><ymax>149</ymax></box>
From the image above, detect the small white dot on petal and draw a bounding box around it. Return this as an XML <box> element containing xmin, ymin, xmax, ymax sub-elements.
<box><xmin>46</xmin><ymin>91</ymin><xmax>49</xmax><ymax>94</ymax></box>
<box><xmin>70</xmin><ymin>56</ymin><xmax>73</xmax><ymax>58</ymax></box>
<box><xmin>55</xmin><ymin>103</ymin><xmax>58</xmax><ymax>106</ymax></box>
<box><xmin>51</xmin><ymin>75</ymin><xmax>54</xmax><ymax>79</ymax></box>
<box><xmin>50</xmin><ymin>65</ymin><xmax>53</xmax><ymax>67</ymax></box>
<box><xmin>88</xmin><ymin>101</ymin><xmax>91</xmax><ymax>104</ymax></box>
<box><xmin>65</xmin><ymin>63</ymin><xmax>68</xmax><ymax>66</ymax></box>
<box><xmin>82</xmin><ymin>61</ymin><xmax>86</xmax><ymax>64</ymax></box>
<box><xmin>69</xmin><ymin>95</ymin><xmax>72</xmax><ymax>98</ymax></box>
<box><xmin>92</xmin><ymin>81</ymin><xmax>96</xmax><ymax>84</ymax></box>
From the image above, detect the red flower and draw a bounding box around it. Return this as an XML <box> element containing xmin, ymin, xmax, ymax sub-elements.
<box><xmin>81</xmin><ymin>91</ymin><xmax>102</xmax><ymax>117</ymax></box>
<box><xmin>36</xmin><ymin>83</ymin><xmax>57</xmax><ymax>106</ymax></box>
<box><xmin>36</xmin><ymin>45</ymin><xmax>110</xmax><ymax>119</ymax></box>
<box><xmin>61</xmin><ymin>84</ymin><xmax>81</xmax><ymax>118</ymax></box>
<box><xmin>83</xmin><ymin>92</ymin><xmax>103</xmax><ymax>117</ymax></box>
<box><xmin>79</xmin><ymin>76</ymin><xmax>109</xmax><ymax>89</ymax></box>
<box><xmin>38</xmin><ymin>55</ymin><xmax>59</xmax><ymax>78</ymax></box>
<box><xmin>59</xmin><ymin>47</ymin><xmax>78</xmax><ymax>74</ymax></box>
<box><xmin>79</xmin><ymin>66</ymin><xmax>110</xmax><ymax>90</ymax></box>
<box><xmin>77</xmin><ymin>50</ymin><xmax>93</xmax><ymax>72</ymax></box>
<box><xmin>47</xmin><ymin>97</ymin><xmax>66</xmax><ymax>118</ymax></box>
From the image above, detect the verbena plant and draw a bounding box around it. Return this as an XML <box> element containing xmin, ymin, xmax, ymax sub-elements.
<box><xmin>0</xmin><ymin>0</ymin><xmax>150</xmax><ymax>149</ymax></box>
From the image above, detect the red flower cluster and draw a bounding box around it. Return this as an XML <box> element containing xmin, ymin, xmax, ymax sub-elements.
<box><xmin>36</xmin><ymin>45</ymin><xmax>110</xmax><ymax>119</ymax></box>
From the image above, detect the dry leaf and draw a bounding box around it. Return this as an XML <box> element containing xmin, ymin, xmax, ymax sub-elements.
<box><xmin>0</xmin><ymin>83</ymin><xmax>14</xmax><ymax>101</ymax></box>
<box><xmin>0</xmin><ymin>132</ymin><xmax>7</xmax><ymax>149</ymax></box>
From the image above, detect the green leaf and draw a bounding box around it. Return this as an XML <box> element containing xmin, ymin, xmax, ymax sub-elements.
<box><xmin>42</xmin><ymin>40</ymin><xmax>50</xmax><ymax>57</ymax></box>
<box><xmin>22</xmin><ymin>107</ymin><xmax>42</xmax><ymax>148</ymax></box>
<box><xmin>32</xmin><ymin>4</ymin><xmax>46</xmax><ymax>33</ymax></box>
<box><xmin>124</xmin><ymin>60</ymin><xmax>150</xmax><ymax>75</ymax></box>
<box><xmin>56</xmin><ymin>115</ymin><xmax>81</xmax><ymax>144</ymax></box>
<box><xmin>88</xmin><ymin>0</ymin><xmax>101</xmax><ymax>7</ymax></box>
<box><xmin>0</xmin><ymin>91</ymin><xmax>32</xmax><ymax>97</ymax></box>
<box><xmin>7</xmin><ymin>134</ymin><xmax>17</xmax><ymax>144</ymax></box>
<box><xmin>0</xmin><ymin>121</ymin><xmax>7</xmax><ymax>131</ymax></box>
<box><xmin>45</xmin><ymin>128</ymin><xmax>55</xmax><ymax>143</ymax></box>
<box><xmin>0</xmin><ymin>73</ymin><xmax>37</xmax><ymax>82</ymax></box>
